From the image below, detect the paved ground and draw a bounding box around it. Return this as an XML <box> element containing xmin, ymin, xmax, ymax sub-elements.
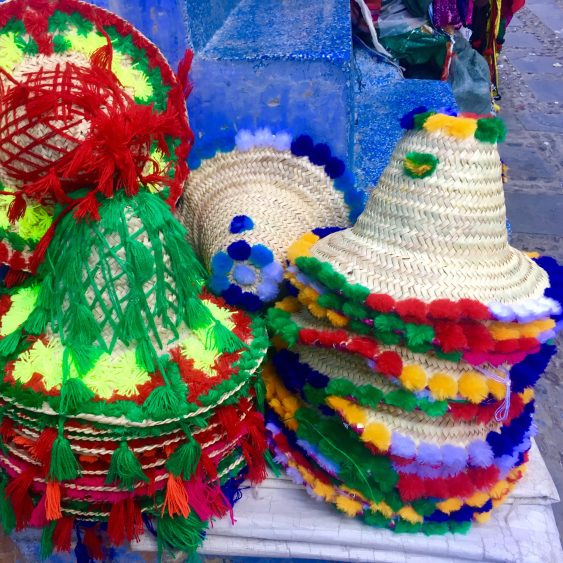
<box><xmin>498</xmin><ymin>0</ymin><xmax>563</xmax><ymax>539</ymax></box>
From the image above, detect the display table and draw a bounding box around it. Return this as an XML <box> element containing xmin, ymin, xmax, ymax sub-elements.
<box><xmin>133</xmin><ymin>441</ymin><xmax>562</xmax><ymax>562</ymax></box>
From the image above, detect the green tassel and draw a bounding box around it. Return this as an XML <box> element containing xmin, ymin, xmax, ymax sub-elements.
<box><xmin>23</xmin><ymin>307</ymin><xmax>49</xmax><ymax>335</ymax></box>
<box><xmin>40</xmin><ymin>521</ymin><xmax>56</xmax><ymax>560</ymax></box>
<box><xmin>121</xmin><ymin>299</ymin><xmax>146</xmax><ymax>341</ymax></box>
<box><xmin>68</xmin><ymin>344</ymin><xmax>103</xmax><ymax>376</ymax></box>
<box><xmin>48</xmin><ymin>434</ymin><xmax>81</xmax><ymax>481</ymax></box>
<box><xmin>129</xmin><ymin>240</ymin><xmax>155</xmax><ymax>283</ymax></box>
<box><xmin>0</xmin><ymin>330</ymin><xmax>22</xmax><ymax>356</ymax></box>
<box><xmin>136</xmin><ymin>338</ymin><xmax>157</xmax><ymax>372</ymax></box>
<box><xmin>264</xmin><ymin>449</ymin><xmax>281</xmax><ymax>477</ymax></box>
<box><xmin>0</xmin><ymin>475</ymin><xmax>15</xmax><ymax>534</ymax></box>
<box><xmin>64</xmin><ymin>303</ymin><xmax>101</xmax><ymax>345</ymax></box>
<box><xmin>404</xmin><ymin>323</ymin><xmax>434</xmax><ymax>347</ymax></box>
<box><xmin>157</xmin><ymin>511</ymin><xmax>207</xmax><ymax>556</ymax></box>
<box><xmin>60</xmin><ymin>378</ymin><xmax>94</xmax><ymax>414</ymax></box>
<box><xmin>254</xmin><ymin>377</ymin><xmax>266</xmax><ymax>412</ymax></box>
<box><xmin>143</xmin><ymin>385</ymin><xmax>181</xmax><ymax>420</ymax></box>
<box><xmin>210</xmin><ymin>321</ymin><xmax>245</xmax><ymax>354</ymax></box>
<box><xmin>166</xmin><ymin>436</ymin><xmax>201</xmax><ymax>479</ymax></box>
<box><xmin>106</xmin><ymin>441</ymin><xmax>149</xmax><ymax>490</ymax></box>
<box><xmin>185</xmin><ymin>297</ymin><xmax>214</xmax><ymax>330</ymax></box>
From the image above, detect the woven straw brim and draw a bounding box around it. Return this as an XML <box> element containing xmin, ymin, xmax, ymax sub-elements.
<box><xmin>179</xmin><ymin>148</ymin><xmax>350</xmax><ymax>268</ymax></box>
<box><xmin>309</xmin><ymin>131</ymin><xmax>548</xmax><ymax>304</ymax></box>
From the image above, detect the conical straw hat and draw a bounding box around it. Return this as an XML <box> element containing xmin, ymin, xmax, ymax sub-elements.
<box><xmin>308</xmin><ymin>112</ymin><xmax>548</xmax><ymax>305</ymax></box>
<box><xmin>178</xmin><ymin>129</ymin><xmax>365</xmax><ymax>309</ymax></box>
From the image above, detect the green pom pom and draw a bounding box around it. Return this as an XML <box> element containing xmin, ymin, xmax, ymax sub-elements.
<box><xmin>419</xmin><ymin>398</ymin><xmax>448</xmax><ymax>417</ymax></box>
<box><xmin>317</xmin><ymin>293</ymin><xmax>344</xmax><ymax>310</ymax></box>
<box><xmin>166</xmin><ymin>436</ymin><xmax>201</xmax><ymax>479</ymax></box>
<box><xmin>412</xmin><ymin>498</ymin><xmax>437</xmax><ymax>516</ymax></box>
<box><xmin>156</xmin><ymin>511</ymin><xmax>207</xmax><ymax>556</ymax></box>
<box><xmin>404</xmin><ymin>323</ymin><xmax>435</xmax><ymax>346</ymax></box>
<box><xmin>326</xmin><ymin>379</ymin><xmax>356</xmax><ymax>397</ymax></box>
<box><xmin>449</xmin><ymin>520</ymin><xmax>472</xmax><ymax>534</ymax></box>
<box><xmin>347</xmin><ymin>319</ymin><xmax>371</xmax><ymax>336</ymax></box>
<box><xmin>374</xmin><ymin>330</ymin><xmax>402</xmax><ymax>346</ymax></box>
<box><xmin>363</xmin><ymin>511</ymin><xmax>389</xmax><ymax>528</ymax></box>
<box><xmin>342</xmin><ymin>301</ymin><xmax>369</xmax><ymax>320</ymax></box>
<box><xmin>403</xmin><ymin>152</ymin><xmax>439</xmax><ymax>179</ymax></box>
<box><xmin>374</xmin><ymin>314</ymin><xmax>404</xmax><ymax>333</ymax></box>
<box><xmin>385</xmin><ymin>389</ymin><xmax>417</xmax><ymax>411</ymax></box>
<box><xmin>435</xmin><ymin>350</ymin><xmax>462</xmax><ymax>362</ymax></box>
<box><xmin>106</xmin><ymin>441</ymin><xmax>149</xmax><ymax>490</ymax></box>
<box><xmin>413</xmin><ymin>111</ymin><xmax>436</xmax><ymax>129</ymax></box>
<box><xmin>341</xmin><ymin>283</ymin><xmax>370</xmax><ymax>303</ymax></box>
<box><xmin>303</xmin><ymin>384</ymin><xmax>326</xmax><ymax>406</ymax></box>
<box><xmin>422</xmin><ymin>521</ymin><xmax>449</xmax><ymax>536</ymax></box>
<box><xmin>356</xmin><ymin>385</ymin><xmax>384</xmax><ymax>407</ymax></box>
<box><xmin>475</xmin><ymin>117</ymin><xmax>506</xmax><ymax>144</ymax></box>
<box><xmin>317</xmin><ymin>264</ymin><xmax>346</xmax><ymax>291</ymax></box>
<box><xmin>60</xmin><ymin>378</ymin><xmax>94</xmax><ymax>414</ymax></box>
<box><xmin>395</xmin><ymin>519</ymin><xmax>422</xmax><ymax>533</ymax></box>
<box><xmin>48</xmin><ymin>434</ymin><xmax>81</xmax><ymax>481</ymax></box>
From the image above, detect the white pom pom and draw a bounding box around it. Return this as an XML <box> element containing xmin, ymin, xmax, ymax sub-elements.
<box><xmin>254</xmin><ymin>127</ymin><xmax>274</xmax><ymax>147</ymax></box>
<box><xmin>235</xmin><ymin>129</ymin><xmax>255</xmax><ymax>151</ymax></box>
<box><xmin>489</xmin><ymin>302</ymin><xmax>515</xmax><ymax>322</ymax></box>
<box><xmin>272</xmin><ymin>131</ymin><xmax>292</xmax><ymax>151</ymax></box>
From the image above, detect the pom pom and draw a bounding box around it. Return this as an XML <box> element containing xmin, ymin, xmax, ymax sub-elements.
<box><xmin>403</xmin><ymin>152</ymin><xmax>439</xmax><ymax>179</ymax></box>
<box><xmin>208</xmin><ymin>274</ymin><xmax>230</xmax><ymax>294</ymax></box>
<box><xmin>458</xmin><ymin>372</ymin><xmax>489</xmax><ymax>404</ymax></box>
<box><xmin>417</xmin><ymin>443</ymin><xmax>442</xmax><ymax>466</ymax></box>
<box><xmin>428</xmin><ymin>373</ymin><xmax>458</xmax><ymax>400</ymax></box>
<box><xmin>458</xmin><ymin>299</ymin><xmax>491</xmax><ymax>320</ymax></box>
<box><xmin>441</xmin><ymin>445</ymin><xmax>468</xmax><ymax>474</ymax></box>
<box><xmin>272</xmin><ymin>132</ymin><xmax>292</xmax><ymax>151</ymax></box>
<box><xmin>434</xmin><ymin>323</ymin><xmax>467</xmax><ymax>352</ymax></box>
<box><xmin>309</xmin><ymin>143</ymin><xmax>331</xmax><ymax>166</ymax></box>
<box><xmin>235</xmin><ymin>129</ymin><xmax>255</xmax><ymax>151</ymax></box>
<box><xmin>227</xmin><ymin>240</ymin><xmax>251</xmax><ymax>261</ymax></box>
<box><xmin>233</xmin><ymin>264</ymin><xmax>256</xmax><ymax>286</ymax></box>
<box><xmin>399</xmin><ymin>365</ymin><xmax>427</xmax><ymax>391</ymax></box>
<box><xmin>390</xmin><ymin>433</ymin><xmax>416</xmax><ymax>459</ymax></box>
<box><xmin>257</xmin><ymin>280</ymin><xmax>280</xmax><ymax>302</ymax></box>
<box><xmin>229</xmin><ymin>215</ymin><xmax>254</xmax><ymax>234</ymax></box>
<box><xmin>475</xmin><ymin>117</ymin><xmax>506</xmax><ymax>144</ymax></box>
<box><xmin>362</xmin><ymin>422</ymin><xmax>391</xmax><ymax>451</ymax></box>
<box><xmin>395</xmin><ymin>298</ymin><xmax>428</xmax><ymax>322</ymax></box>
<box><xmin>400</xmin><ymin>106</ymin><xmax>428</xmax><ymax>130</ymax></box>
<box><xmin>347</xmin><ymin>336</ymin><xmax>378</xmax><ymax>358</ymax></box>
<box><xmin>222</xmin><ymin>284</ymin><xmax>243</xmax><ymax>305</ymax></box>
<box><xmin>250</xmin><ymin>244</ymin><xmax>274</xmax><ymax>267</ymax></box>
<box><xmin>429</xmin><ymin>299</ymin><xmax>461</xmax><ymax>320</ymax></box>
<box><xmin>210</xmin><ymin>252</ymin><xmax>233</xmax><ymax>275</ymax></box>
<box><xmin>366</xmin><ymin>294</ymin><xmax>395</xmax><ymax>313</ymax></box>
<box><xmin>376</xmin><ymin>351</ymin><xmax>403</xmax><ymax>376</ymax></box>
<box><xmin>325</xmin><ymin>157</ymin><xmax>346</xmax><ymax>179</ymax></box>
<box><xmin>254</xmin><ymin>127</ymin><xmax>274</xmax><ymax>146</ymax></box>
<box><xmin>468</xmin><ymin>440</ymin><xmax>494</xmax><ymax>467</ymax></box>
<box><xmin>397</xmin><ymin>474</ymin><xmax>426</xmax><ymax>502</ymax></box>
<box><xmin>291</xmin><ymin>134</ymin><xmax>314</xmax><ymax>157</ymax></box>
<box><xmin>240</xmin><ymin>291</ymin><xmax>263</xmax><ymax>312</ymax></box>
<box><xmin>262</xmin><ymin>261</ymin><xmax>285</xmax><ymax>282</ymax></box>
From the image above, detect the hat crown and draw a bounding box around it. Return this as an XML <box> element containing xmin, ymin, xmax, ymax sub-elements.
<box><xmin>352</xmin><ymin>126</ymin><xmax>508</xmax><ymax>258</ymax></box>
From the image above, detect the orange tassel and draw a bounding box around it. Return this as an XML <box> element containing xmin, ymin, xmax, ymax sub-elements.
<box><xmin>46</xmin><ymin>481</ymin><xmax>62</xmax><ymax>521</ymax></box>
<box><xmin>162</xmin><ymin>474</ymin><xmax>190</xmax><ymax>518</ymax></box>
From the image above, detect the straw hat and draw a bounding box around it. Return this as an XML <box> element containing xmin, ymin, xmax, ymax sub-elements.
<box><xmin>305</xmin><ymin>111</ymin><xmax>549</xmax><ymax>307</ymax></box>
<box><xmin>178</xmin><ymin>128</ymin><xmax>365</xmax><ymax>310</ymax></box>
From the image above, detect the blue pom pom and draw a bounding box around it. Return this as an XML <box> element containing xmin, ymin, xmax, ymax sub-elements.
<box><xmin>400</xmin><ymin>106</ymin><xmax>428</xmax><ymax>130</ymax></box>
<box><xmin>210</xmin><ymin>251</ymin><xmax>234</xmax><ymax>275</ymax></box>
<box><xmin>475</xmin><ymin>499</ymin><xmax>493</xmax><ymax>513</ymax></box>
<box><xmin>223</xmin><ymin>284</ymin><xmax>243</xmax><ymax>306</ymax></box>
<box><xmin>290</xmin><ymin>135</ymin><xmax>314</xmax><ymax>157</ymax></box>
<box><xmin>312</xmin><ymin>226</ymin><xmax>344</xmax><ymax>239</ymax></box>
<box><xmin>262</xmin><ymin>261</ymin><xmax>284</xmax><ymax>283</ymax></box>
<box><xmin>240</xmin><ymin>292</ymin><xmax>263</xmax><ymax>312</ymax></box>
<box><xmin>309</xmin><ymin>143</ymin><xmax>331</xmax><ymax>166</ymax></box>
<box><xmin>249</xmin><ymin>244</ymin><xmax>274</xmax><ymax>267</ymax></box>
<box><xmin>325</xmin><ymin>157</ymin><xmax>346</xmax><ymax>179</ymax></box>
<box><xmin>334</xmin><ymin>169</ymin><xmax>355</xmax><ymax>190</ymax></box>
<box><xmin>208</xmin><ymin>274</ymin><xmax>230</xmax><ymax>294</ymax></box>
<box><xmin>256</xmin><ymin>279</ymin><xmax>280</xmax><ymax>302</ymax></box>
<box><xmin>233</xmin><ymin>264</ymin><xmax>256</xmax><ymax>286</ymax></box>
<box><xmin>230</xmin><ymin>215</ymin><xmax>254</xmax><ymax>234</ymax></box>
<box><xmin>227</xmin><ymin>240</ymin><xmax>252</xmax><ymax>261</ymax></box>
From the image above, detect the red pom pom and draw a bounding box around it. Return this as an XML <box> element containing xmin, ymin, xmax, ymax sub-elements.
<box><xmin>299</xmin><ymin>329</ymin><xmax>319</xmax><ymax>346</ymax></box>
<box><xmin>518</xmin><ymin>337</ymin><xmax>541</xmax><ymax>352</ymax></box>
<box><xmin>472</xmin><ymin>465</ymin><xmax>499</xmax><ymax>490</ymax></box>
<box><xmin>429</xmin><ymin>299</ymin><xmax>461</xmax><ymax>320</ymax></box>
<box><xmin>450</xmin><ymin>402</ymin><xmax>479</xmax><ymax>422</ymax></box>
<box><xmin>448</xmin><ymin>473</ymin><xmax>474</xmax><ymax>498</ymax></box>
<box><xmin>506</xmin><ymin>394</ymin><xmax>524</xmax><ymax>423</ymax></box>
<box><xmin>494</xmin><ymin>339</ymin><xmax>520</xmax><ymax>353</ymax></box>
<box><xmin>366</xmin><ymin>293</ymin><xmax>395</xmax><ymax>313</ymax></box>
<box><xmin>347</xmin><ymin>336</ymin><xmax>378</xmax><ymax>358</ymax></box>
<box><xmin>475</xmin><ymin>403</ymin><xmax>496</xmax><ymax>425</ymax></box>
<box><xmin>395</xmin><ymin>298</ymin><xmax>428</xmax><ymax>322</ymax></box>
<box><xmin>434</xmin><ymin>322</ymin><xmax>468</xmax><ymax>352</ymax></box>
<box><xmin>459</xmin><ymin>299</ymin><xmax>491</xmax><ymax>321</ymax></box>
<box><xmin>461</xmin><ymin>322</ymin><xmax>495</xmax><ymax>352</ymax></box>
<box><xmin>398</xmin><ymin>474</ymin><xmax>426</xmax><ymax>501</ymax></box>
<box><xmin>376</xmin><ymin>351</ymin><xmax>403</xmax><ymax>376</ymax></box>
<box><xmin>425</xmin><ymin>477</ymin><xmax>449</xmax><ymax>499</ymax></box>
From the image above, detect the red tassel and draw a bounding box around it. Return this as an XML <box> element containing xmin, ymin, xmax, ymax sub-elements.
<box><xmin>0</xmin><ymin>242</ymin><xmax>8</xmax><ymax>263</ymax></box>
<box><xmin>8</xmin><ymin>192</ymin><xmax>26</xmax><ymax>223</ymax></box>
<box><xmin>53</xmin><ymin>517</ymin><xmax>74</xmax><ymax>552</ymax></box>
<box><xmin>176</xmin><ymin>50</ymin><xmax>194</xmax><ymax>99</ymax></box>
<box><xmin>4</xmin><ymin>269</ymin><xmax>28</xmax><ymax>288</ymax></box>
<box><xmin>0</xmin><ymin>416</ymin><xmax>14</xmax><ymax>441</ymax></box>
<box><xmin>31</xmin><ymin>427</ymin><xmax>58</xmax><ymax>467</ymax></box>
<box><xmin>217</xmin><ymin>405</ymin><xmax>241</xmax><ymax>442</ymax></box>
<box><xmin>90</xmin><ymin>25</ymin><xmax>114</xmax><ymax>72</ymax></box>
<box><xmin>242</xmin><ymin>441</ymin><xmax>267</xmax><ymax>484</ymax></box>
<box><xmin>125</xmin><ymin>498</ymin><xmax>143</xmax><ymax>543</ymax></box>
<box><xmin>199</xmin><ymin>452</ymin><xmax>218</xmax><ymax>481</ymax></box>
<box><xmin>45</xmin><ymin>481</ymin><xmax>62</xmax><ymax>521</ymax></box>
<box><xmin>108</xmin><ymin>500</ymin><xmax>127</xmax><ymax>546</ymax></box>
<box><xmin>5</xmin><ymin>468</ymin><xmax>35</xmax><ymax>530</ymax></box>
<box><xmin>83</xmin><ymin>526</ymin><xmax>104</xmax><ymax>561</ymax></box>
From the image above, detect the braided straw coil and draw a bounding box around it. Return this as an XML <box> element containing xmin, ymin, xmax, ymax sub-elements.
<box><xmin>309</xmin><ymin>114</ymin><xmax>548</xmax><ymax>304</ymax></box>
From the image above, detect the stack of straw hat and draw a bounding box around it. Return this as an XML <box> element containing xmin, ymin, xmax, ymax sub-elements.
<box><xmin>0</xmin><ymin>0</ymin><xmax>269</xmax><ymax>559</ymax></box>
<box><xmin>178</xmin><ymin>128</ymin><xmax>366</xmax><ymax>311</ymax></box>
<box><xmin>265</xmin><ymin>109</ymin><xmax>562</xmax><ymax>534</ymax></box>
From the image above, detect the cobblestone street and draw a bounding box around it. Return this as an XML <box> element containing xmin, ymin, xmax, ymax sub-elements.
<box><xmin>498</xmin><ymin>0</ymin><xmax>563</xmax><ymax>538</ymax></box>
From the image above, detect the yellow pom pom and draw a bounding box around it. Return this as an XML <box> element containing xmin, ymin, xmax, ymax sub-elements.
<box><xmin>308</xmin><ymin>302</ymin><xmax>327</xmax><ymax>319</ymax></box>
<box><xmin>335</xmin><ymin>495</ymin><xmax>363</xmax><ymax>517</ymax></box>
<box><xmin>300</xmin><ymin>286</ymin><xmax>319</xmax><ymax>305</ymax></box>
<box><xmin>276</xmin><ymin>297</ymin><xmax>301</xmax><ymax>313</ymax></box>
<box><xmin>286</xmin><ymin>241</ymin><xmax>310</xmax><ymax>263</ymax></box>
<box><xmin>370</xmin><ymin>501</ymin><xmax>393</xmax><ymax>518</ymax></box>
<box><xmin>518</xmin><ymin>319</ymin><xmax>555</xmax><ymax>338</ymax></box>
<box><xmin>525</xmin><ymin>251</ymin><xmax>540</xmax><ymax>259</ymax></box>
<box><xmin>400</xmin><ymin>364</ymin><xmax>427</xmax><ymax>391</ymax></box>
<box><xmin>341</xmin><ymin>485</ymin><xmax>368</xmax><ymax>502</ymax></box>
<box><xmin>326</xmin><ymin>397</ymin><xmax>367</xmax><ymax>427</ymax></box>
<box><xmin>487</xmin><ymin>378</ymin><xmax>507</xmax><ymax>400</ymax></box>
<box><xmin>489</xmin><ymin>323</ymin><xmax>520</xmax><ymax>340</ymax></box>
<box><xmin>301</xmin><ymin>232</ymin><xmax>320</xmax><ymax>245</ymax></box>
<box><xmin>423</xmin><ymin>114</ymin><xmax>477</xmax><ymax>139</ymax></box>
<box><xmin>361</xmin><ymin>422</ymin><xmax>391</xmax><ymax>451</ymax></box>
<box><xmin>428</xmin><ymin>373</ymin><xmax>458</xmax><ymax>400</ymax></box>
<box><xmin>490</xmin><ymin>480</ymin><xmax>509</xmax><ymax>500</ymax></box>
<box><xmin>466</xmin><ymin>492</ymin><xmax>489</xmax><ymax>508</ymax></box>
<box><xmin>436</xmin><ymin>498</ymin><xmax>463</xmax><ymax>514</ymax></box>
<box><xmin>327</xmin><ymin>309</ymin><xmax>349</xmax><ymax>327</ymax></box>
<box><xmin>521</xmin><ymin>388</ymin><xmax>535</xmax><ymax>404</ymax></box>
<box><xmin>474</xmin><ymin>511</ymin><xmax>492</xmax><ymax>524</ymax></box>
<box><xmin>313</xmin><ymin>480</ymin><xmax>336</xmax><ymax>502</ymax></box>
<box><xmin>398</xmin><ymin>506</ymin><xmax>423</xmax><ymax>524</ymax></box>
<box><xmin>281</xmin><ymin>395</ymin><xmax>300</xmax><ymax>416</ymax></box>
<box><xmin>458</xmin><ymin>372</ymin><xmax>489</xmax><ymax>404</ymax></box>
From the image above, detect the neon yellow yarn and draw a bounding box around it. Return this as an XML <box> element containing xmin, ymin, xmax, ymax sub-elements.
<box><xmin>1</xmin><ymin>285</ymin><xmax>39</xmax><ymax>336</ymax></box>
<box><xmin>0</xmin><ymin>33</ymin><xmax>25</xmax><ymax>71</ymax></box>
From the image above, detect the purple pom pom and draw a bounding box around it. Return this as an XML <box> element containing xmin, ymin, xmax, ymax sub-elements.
<box><xmin>257</xmin><ymin>279</ymin><xmax>280</xmax><ymax>302</ymax></box>
<box><xmin>468</xmin><ymin>440</ymin><xmax>494</xmax><ymax>467</ymax></box>
<box><xmin>227</xmin><ymin>240</ymin><xmax>252</xmax><ymax>261</ymax></box>
<box><xmin>390</xmin><ymin>433</ymin><xmax>416</xmax><ymax>459</ymax></box>
<box><xmin>309</xmin><ymin>143</ymin><xmax>331</xmax><ymax>166</ymax></box>
<box><xmin>441</xmin><ymin>445</ymin><xmax>468</xmax><ymax>473</ymax></box>
<box><xmin>262</xmin><ymin>261</ymin><xmax>284</xmax><ymax>283</ymax></box>
<box><xmin>291</xmin><ymin>135</ymin><xmax>314</xmax><ymax>157</ymax></box>
<box><xmin>325</xmin><ymin>157</ymin><xmax>346</xmax><ymax>179</ymax></box>
<box><xmin>233</xmin><ymin>264</ymin><xmax>256</xmax><ymax>286</ymax></box>
<box><xmin>417</xmin><ymin>443</ymin><xmax>442</xmax><ymax>466</ymax></box>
